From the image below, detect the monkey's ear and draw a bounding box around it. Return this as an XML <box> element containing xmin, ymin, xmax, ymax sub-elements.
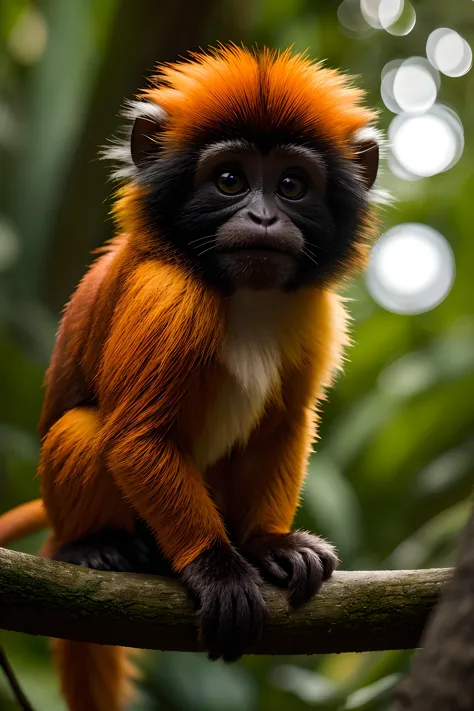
<box><xmin>130</xmin><ymin>102</ymin><xmax>167</xmax><ymax>168</ymax></box>
<box><xmin>352</xmin><ymin>135</ymin><xmax>379</xmax><ymax>190</ymax></box>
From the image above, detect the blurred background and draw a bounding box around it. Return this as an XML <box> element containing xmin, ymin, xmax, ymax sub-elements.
<box><xmin>0</xmin><ymin>0</ymin><xmax>473</xmax><ymax>709</ymax></box>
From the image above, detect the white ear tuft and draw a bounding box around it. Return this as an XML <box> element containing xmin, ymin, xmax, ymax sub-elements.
<box><xmin>351</xmin><ymin>126</ymin><xmax>393</xmax><ymax>206</ymax></box>
<box><xmin>100</xmin><ymin>100</ymin><xmax>167</xmax><ymax>182</ymax></box>
<box><xmin>122</xmin><ymin>100</ymin><xmax>166</xmax><ymax>124</ymax></box>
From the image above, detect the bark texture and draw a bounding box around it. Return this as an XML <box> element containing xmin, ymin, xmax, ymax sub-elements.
<box><xmin>0</xmin><ymin>548</ymin><xmax>450</xmax><ymax>655</ymax></box>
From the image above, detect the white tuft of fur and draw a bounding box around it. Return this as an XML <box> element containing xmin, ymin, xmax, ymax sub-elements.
<box><xmin>193</xmin><ymin>291</ymin><xmax>298</xmax><ymax>472</ymax></box>
<box><xmin>99</xmin><ymin>100</ymin><xmax>166</xmax><ymax>182</ymax></box>
<box><xmin>352</xmin><ymin>124</ymin><xmax>393</xmax><ymax>207</ymax></box>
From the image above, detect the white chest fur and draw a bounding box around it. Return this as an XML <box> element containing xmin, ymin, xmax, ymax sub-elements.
<box><xmin>193</xmin><ymin>290</ymin><xmax>296</xmax><ymax>472</ymax></box>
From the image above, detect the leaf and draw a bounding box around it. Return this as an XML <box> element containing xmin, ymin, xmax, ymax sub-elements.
<box><xmin>303</xmin><ymin>455</ymin><xmax>363</xmax><ymax>560</ymax></box>
<box><xmin>343</xmin><ymin>673</ymin><xmax>401</xmax><ymax>709</ymax></box>
<box><xmin>270</xmin><ymin>664</ymin><xmax>340</xmax><ymax>706</ymax></box>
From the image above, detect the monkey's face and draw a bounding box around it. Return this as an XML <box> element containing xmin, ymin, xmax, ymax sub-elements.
<box><xmin>110</xmin><ymin>48</ymin><xmax>382</xmax><ymax>292</ymax></box>
<box><xmin>140</xmin><ymin>137</ymin><xmax>373</xmax><ymax>293</ymax></box>
<box><xmin>178</xmin><ymin>142</ymin><xmax>330</xmax><ymax>291</ymax></box>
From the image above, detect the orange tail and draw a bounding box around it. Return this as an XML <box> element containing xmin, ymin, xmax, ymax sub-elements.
<box><xmin>0</xmin><ymin>500</ymin><xmax>49</xmax><ymax>546</ymax></box>
<box><xmin>2</xmin><ymin>512</ymin><xmax>140</xmax><ymax>710</ymax></box>
<box><xmin>53</xmin><ymin>640</ymin><xmax>139</xmax><ymax>711</ymax></box>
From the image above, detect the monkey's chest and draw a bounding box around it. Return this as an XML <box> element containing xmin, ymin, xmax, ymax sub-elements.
<box><xmin>192</xmin><ymin>292</ymin><xmax>287</xmax><ymax>473</ymax></box>
<box><xmin>192</xmin><ymin>365</ymin><xmax>277</xmax><ymax>473</ymax></box>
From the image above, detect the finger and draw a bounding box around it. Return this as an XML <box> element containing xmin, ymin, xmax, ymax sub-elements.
<box><xmin>261</xmin><ymin>553</ymin><xmax>290</xmax><ymax>585</ymax></box>
<box><xmin>201</xmin><ymin>592</ymin><xmax>222</xmax><ymax>660</ymax></box>
<box><xmin>302</xmin><ymin>548</ymin><xmax>325</xmax><ymax>600</ymax></box>
<box><xmin>288</xmin><ymin>550</ymin><xmax>324</xmax><ymax>607</ymax></box>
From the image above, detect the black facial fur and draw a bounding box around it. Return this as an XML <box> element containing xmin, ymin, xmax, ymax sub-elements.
<box><xmin>138</xmin><ymin>137</ymin><xmax>370</xmax><ymax>292</ymax></box>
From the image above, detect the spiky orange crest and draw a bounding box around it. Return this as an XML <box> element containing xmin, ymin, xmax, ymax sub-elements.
<box><xmin>142</xmin><ymin>45</ymin><xmax>376</xmax><ymax>153</ymax></box>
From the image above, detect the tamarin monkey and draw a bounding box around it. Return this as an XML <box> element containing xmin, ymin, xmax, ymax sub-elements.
<box><xmin>0</xmin><ymin>46</ymin><xmax>384</xmax><ymax>711</ymax></box>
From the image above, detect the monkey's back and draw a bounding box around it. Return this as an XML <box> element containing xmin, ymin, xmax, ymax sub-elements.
<box><xmin>38</xmin><ymin>236</ymin><xmax>129</xmax><ymax>438</ymax></box>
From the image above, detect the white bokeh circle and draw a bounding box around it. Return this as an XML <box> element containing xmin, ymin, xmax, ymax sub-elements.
<box><xmin>427</xmin><ymin>28</ymin><xmax>472</xmax><ymax>78</ymax></box>
<box><xmin>389</xmin><ymin>104</ymin><xmax>464</xmax><ymax>178</ymax></box>
<box><xmin>360</xmin><ymin>0</ymin><xmax>383</xmax><ymax>29</ymax></box>
<box><xmin>381</xmin><ymin>58</ymin><xmax>439</xmax><ymax>115</ymax></box>
<box><xmin>383</xmin><ymin>0</ymin><xmax>416</xmax><ymax>36</ymax></box>
<box><xmin>366</xmin><ymin>224</ymin><xmax>455</xmax><ymax>314</ymax></box>
<box><xmin>378</xmin><ymin>0</ymin><xmax>403</xmax><ymax>29</ymax></box>
<box><xmin>392</xmin><ymin>58</ymin><xmax>438</xmax><ymax>113</ymax></box>
<box><xmin>337</xmin><ymin>0</ymin><xmax>372</xmax><ymax>35</ymax></box>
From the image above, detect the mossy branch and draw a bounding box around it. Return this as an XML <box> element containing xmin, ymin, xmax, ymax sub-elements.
<box><xmin>0</xmin><ymin>548</ymin><xmax>450</xmax><ymax>655</ymax></box>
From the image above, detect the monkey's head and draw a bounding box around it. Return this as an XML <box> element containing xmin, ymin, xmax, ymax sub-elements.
<box><xmin>108</xmin><ymin>46</ymin><xmax>386</xmax><ymax>292</ymax></box>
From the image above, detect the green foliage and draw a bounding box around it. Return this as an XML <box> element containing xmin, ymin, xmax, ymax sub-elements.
<box><xmin>1</xmin><ymin>0</ymin><xmax>473</xmax><ymax>709</ymax></box>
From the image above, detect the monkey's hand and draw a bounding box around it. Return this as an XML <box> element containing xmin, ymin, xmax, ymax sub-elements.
<box><xmin>180</xmin><ymin>543</ymin><xmax>267</xmax><ymax>662</ymax></box>
<box><xmin>243</xmin><ymin>531</ymin><xmax>338</xmax><ymax>607</ymax></box>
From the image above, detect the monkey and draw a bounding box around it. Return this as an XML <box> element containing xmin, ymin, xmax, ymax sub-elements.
<box><xmin>0</xmin><ymin>45</ymin><xmax>384</xmax><ymax>711</ymax></box>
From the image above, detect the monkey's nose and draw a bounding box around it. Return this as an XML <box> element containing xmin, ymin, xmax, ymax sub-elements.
<box><xmin>247</xmin><ymin>210</ymin><xmax>278</xmax><ymax>227</ymax></box>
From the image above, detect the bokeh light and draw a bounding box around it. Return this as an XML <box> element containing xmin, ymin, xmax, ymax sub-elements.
<box><xmin>360</xmin><ymin>0</ymin><xmax>383</xmax><ymax>29</ymax></box>
<box><xmin>381</xmin><ymin>0</ymin><xmax>416</xmax><ymax>36</ymax></box>
<box><xmin>381</xmin><ymin>58</ymin><xmax>439</xmax><ymax>115</ymax></box>
<box><xmin>389</xmin><ymin>104</ymin><xmax>464</xmax><ymax>178</ymax></box>
<box><xmin>366</xmin><ymin>224</ymin><xmax>455</xmax><ymax>315</ymax></box>
<box><xmin>393</xmin><ymin>58</ymin><xmax>438</xmax><ymax>113</ymax></box>
<box><xmin>378</xmin><ymin>0</ymin><xmax>403</xmax><ymax>29</ymax></box>
<box><xmin>337</xmin><ymin>0</ymin><xmax>372</xmax><ymax>36</ymax></box>
<box><xmin>381</xmin><ymin>59</ymin><xmax>403</xmax><ymax>113</ymax></box>
<box><xmin>427</xmin><ymin>28</ymin><xmax>473</xmax><ymax>77</ymax></box>
<box><xmin>359</xmin><ymin>0</ymin><xmax>415</xmax><ymax>35</ymax></box>
<box><xmin>338</xmin><ymin>1</ymin><xmax>415</xmax><ymax>38</ymax></box>
<box><xmin>7</xmin><ymin>6</ymin><xmax>47</xmax><ymax>65</ymax></box>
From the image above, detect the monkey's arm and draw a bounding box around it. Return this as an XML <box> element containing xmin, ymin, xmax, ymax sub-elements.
<box><xmin>99</xmin><ymin>260</ymin><xmax>229</xmax><ymax>568</ymax></box>
<box><xmin>99</xmin><ymin>260</ymin><xmax>266</xmax><ymax>659</ymax></box>
<box><xmin>226</xmin><ymin>292</ymin><xmax>345</xmax><ymax>603</ymax></box>
<box><xmin>226</xmin><ymin>396</ymin><xmax>337</xmax><ymax>605</ymax></box>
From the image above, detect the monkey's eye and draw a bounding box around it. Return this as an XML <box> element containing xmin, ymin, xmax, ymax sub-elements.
<box><xmin>215</xmin><ymin>171</ymin><xmax>248</xmax><ymax>196</ymax></box>
<box><xmin>277</xmin><ymin>175</ymin><xmax>307</xmax><ymax>200</ymax></box>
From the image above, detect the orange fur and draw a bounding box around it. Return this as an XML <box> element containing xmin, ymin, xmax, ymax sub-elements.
<box><xmin>40</xmin><ymin>407</ymin><xmax>135</xmax><ymax>546</ymax></box>
<box><xmin>205</xmin><ymin>289</ymin><xmax>348</xmax><ymax>539</ymax></box>
<box><xmin>144</xmin><ymin>46</ymin><xmax>375</xmax><ymax>153</ymax></box>
<box><xmin>100</xmin><ymin>258</ymin><xmax>229</xmax><ymax>570</ymax></box>
<box><xmin>52</xmin><ymin>640</ymin><xmax>139</xmax><ymax>711</ymax></box>
<box><xmin>0</xmin><ymin>499</ymin><xmax>48</xmax><ymax>546</ymax></box>
<box><xmin>1</xmin><ymin>46</ymin><xmax>382</xmax><ymax>711</ymax></box>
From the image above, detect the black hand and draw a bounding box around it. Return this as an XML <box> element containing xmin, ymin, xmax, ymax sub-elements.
<box><xmin>181</xmin><ymin>543</ymin><xmax>267</xmax><ymax>662</ymax></box>
<box><xmin>244</xmin><ymin>531</ymin><xmax>338</xmax><ymax>607</ymax></box>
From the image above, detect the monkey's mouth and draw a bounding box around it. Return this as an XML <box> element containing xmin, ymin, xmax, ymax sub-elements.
<box><xmin>219</xmin><ymin>246</ymin><xmax>295</xmax><ymax>258</ymax></box>
<box><xmin>216</xmin><ymin>246</ymin><xmax>298</xmax><ymax>290</ymax></box>
<box><xmin>218</xmin><ymin>238</ymin><xmax>302</xmax><ymax>259</ymax></box>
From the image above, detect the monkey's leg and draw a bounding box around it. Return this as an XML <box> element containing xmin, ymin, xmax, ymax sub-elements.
<box><xmin>40</xmin><ymin>408</ymin><xmax>168</xmax><ymax>574</ymax></box>
<box><xmin>106</xmin><ymin>433</ymin><xmax>267</xmax><ymax>662</ymax></box>
<box><xmin>39</xmin><ymin>407</ymin><xmax>151</xmax><ymax>711</ymax></box>
<box><xmin>39</xmin><ymin>407</ymin><xmax>146</xmax><ymax>564</ymax></box>
<box><xmin>226</xmin><ymin>406</ymin><xmax>338</xmax><ymax>607</ymax></box>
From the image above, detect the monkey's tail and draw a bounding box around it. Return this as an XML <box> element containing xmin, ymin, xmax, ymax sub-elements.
<box><xmin>53</xmin><ymin>640</ymin><xmax>139</xmax><ymax>711</ymax></box>
<box><xmin>0</xmin><ymin>499</ymin><xmax>48</xmax><ymax>546</ymax></box>
<box><xmin>1</xmin><ymin>510</ymin><xmax>140</xmax><ymax>711</ymax></box>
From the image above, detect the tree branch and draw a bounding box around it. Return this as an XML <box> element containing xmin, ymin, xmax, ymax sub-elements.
<box><xmin>0</xmin><ymin>548</ymin><xmax>450</xmax><ymax>655</ymax></box>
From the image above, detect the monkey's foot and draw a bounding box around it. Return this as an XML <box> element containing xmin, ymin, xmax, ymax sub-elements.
<box><xmin>181</xmin><ymin>543</ymin><xmax>267</xmax><ymax>662</ymax></box>
<box><xmin>243</xmin><ymin>531</ymin><xmax>339</xmax><ymax>607</ymax></box>
<box><xmin>52</xmin><ymin>527</ymin><xmax>171</xmax><ymax>575</ymax></box>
